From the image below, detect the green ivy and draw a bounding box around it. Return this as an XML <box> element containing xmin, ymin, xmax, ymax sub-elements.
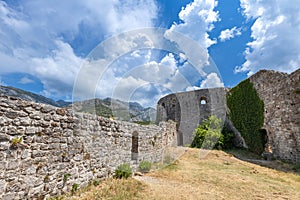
<box><xmin>227</xmin><ymin>79</ymin><xmax>265</xmax><ymax>154</ymax></box>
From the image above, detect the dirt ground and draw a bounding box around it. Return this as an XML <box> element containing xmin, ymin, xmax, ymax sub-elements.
<box><xmin>67</xmin><ymin>148</ymin><xmax>300</xmax><ymax>200</ymax></box>
<box><xmin>134</xmin><ymin>148</ymin><xmax>300</xmax><ymax>200</ymax></box>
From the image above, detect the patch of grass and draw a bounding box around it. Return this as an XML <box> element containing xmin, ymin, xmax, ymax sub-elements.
<box><xmin>51</xmin><ymin>149</ymin><xmax>300</xmax><ymax>200</ymax></box>
<box><xmin>66</xmin><ymin>178</ymin><xmax>146</xmax><ymax>200</ymax></box>
<box><xmin>92</xmin><ymin>179</ymin><xmax>101</xmax><ymax>186</ymax></box>
<box><xmin>164</xmin><ymin>162</ymin><xmax>178</xmax><ymax>171</ymax></box>
<box><xmin>114</xmin><ymin>163</ymin><xmax>132</xmax><ymax>179</ymax></box>
<box><xmin>226</xmin><ymin>148</ymin><xmax>262</xmax><ymax>160</ymax></box>
<box><xmin>138</xmin><ymin>161</ymin><xmax>152</xmax><ymax>173</ymax></box>
<box><xmin>10</xmin><ymin>136</ymin><xmax>23</xmax><ymax>146</ymax></box>
<box><xmin>71</xmin><ymin>183</ymin><xmax>79</xmax><ymax>194</ymax></box>
<box><xmin>293</xmin><ymin>164</ymin><xmax>300</xmax><ymax>172</ymax></box>
<box><xmin>63</xmin><ymin>173</ymin><xmax>71</xmax><ymax>182</ymax></box>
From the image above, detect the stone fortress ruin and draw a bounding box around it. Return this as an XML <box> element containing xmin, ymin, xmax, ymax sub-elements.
<box><xmin>0</xmin><ymin>69</ymin><xmax>299</xmax><ymax>199</ymax></box>
<box><xmin>156</xmin><ymin>88</ymin><xmax>227</xmax><ymax>146</ymax></box>
<box><xmin>157</xmin><ymin>69</ymin><xmax>300</xmax><ymax>164</ymax></box>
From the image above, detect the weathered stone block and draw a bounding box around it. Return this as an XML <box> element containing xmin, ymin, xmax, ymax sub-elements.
<box><xmin>1</xmin><ymin>193</ymin><xmax>15</xmax><ymax>200</ymax></box>
<box><xmin>31</xmin><ymin>150</ymin><xmax>47</xmax><ymax>159</ymax></box>
<box><xmin>6</xmin><ymin>160</ymin><xmax>19</xmax><ymax>171</ymax></box>
<box><xmin>0</xmin><ymin>180</ymin><xmax>6</xmax><ymax>194</ymax></box>
<box><xmin>21</xmin><ymin>149</ymin><xmax>30</xmax><ymax>159</ymax></box>
<box><xmin>5</xmin><ymin>112</ymin><xmax>18</xmax><ymax>119</ymax></box>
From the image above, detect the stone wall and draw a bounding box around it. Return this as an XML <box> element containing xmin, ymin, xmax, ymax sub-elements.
<box><xmin>0</xmin><ymin>95</ymin><xmax>177</xmax><ymax>199</ymax></box>
<box><xmin>249</xmin><ymin>69</ymin><xmax>300</xmax><ymax>163</ymax></box>
<box><xmin>156</xmin><ymin>88</ymin><xmax>226</xmax><ymax>146</ymax></box>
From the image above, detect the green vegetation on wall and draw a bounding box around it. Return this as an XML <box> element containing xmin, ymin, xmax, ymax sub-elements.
<box><xmin>227</xmin><ymin>79</ymin><xmax>265</xmax><ymax>154</ymax></box>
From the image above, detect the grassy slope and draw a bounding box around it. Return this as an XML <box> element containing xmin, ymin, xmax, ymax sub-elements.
<box><xmin>65</xmin><ymin>148</ymin><xmax>300</xmax><ymax>200</ymax></box>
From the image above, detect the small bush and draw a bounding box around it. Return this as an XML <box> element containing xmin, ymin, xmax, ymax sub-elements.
<box><xmin>138</xmin><ymin>161</ymin><xmax>152</xmax><ymax>173</ymax></box>
<box><xmin>71</xmin><ymin>183</ymin><xmax>79</xmax><ymax>194</ymax></box>
<box><xmin>93</xmin><ymin>179</ymin><xmax>101</xmax><ymax>186</ymax></box>
<box><xmin>63</xmin><ymin>173</ymin><xmax>71</xmax><ymax>182</ymax></box>
<box><xmin>114</xmin><ymin>163</ymin><xmax>132</xmax><ymax>179</ymax></box>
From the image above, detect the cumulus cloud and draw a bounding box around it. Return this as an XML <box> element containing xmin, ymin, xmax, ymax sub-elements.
<box><xmin>186</xmin><ymin>72</ymin><xmax>224</xmax><ymax>91</ymax></box>
<box><xmin>0</xmin><ymin>0</ymin><xmax>158</xmax><ymax>98</ymax></box>
<box><xmin>236</xmin><ymin>0</ymin><xmax>300</xmax><ymax>75</ymax></box>
<box><xmin>200</xmin><ymin>73</ymin><xmax>224</xmax><ymax>88</ymax></box>
<box><xmin>165</xmin><ymin>0</ymin><xmax>219</xmax><ymax>48</ymax></box>
<box><xmin>31</xmin><ymin>40</ymin><xmax>84</xmax><ymax>98</ymax></box>
<box><xmin>94</xmin><ymin>53</ymin><xmax>189</xmax><ymax>106</ymax></box>
<box><xmin>219</xmin><ymin>27</ymin><xmax>242</xmax><ymax>42</ymax></box>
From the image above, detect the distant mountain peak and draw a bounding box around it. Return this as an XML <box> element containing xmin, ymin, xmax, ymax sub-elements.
<box><xmin>0</xmin><ymin>85</ymin><xmax>71</xmax><ymax>107</ymax></box>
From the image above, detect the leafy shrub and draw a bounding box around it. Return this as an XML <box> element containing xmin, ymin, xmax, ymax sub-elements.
<box><xmin>138</xmin><ymin>160</ymin><xmax>152</xmax><ymax>173</ymax></box>
<box><xmin>191</xmin><ymin>116</ymin><xmax>224</xmax><ymax>149</ymax></box>
<box><xmin>93</xmin><ymin>179</ymin><xmax>101</xmax><ymax>186</ymax></box>
<box><xmin>114</xmin><ymin>163</ymin><xmax>132</xmax><ymax>179</ymax></box>
<box><xmin>71</xmin><ymin>183</ymin><xmax>79</xmax><ymax>194</ymax></box>
<box><xmin>227</xmin><ymin>79</ymin><xmax>265</xmax><ymax>154</ymax></box>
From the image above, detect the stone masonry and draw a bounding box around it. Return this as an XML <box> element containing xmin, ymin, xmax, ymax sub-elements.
<box><xmin>0</xmin><ymin>95</ymin><xmax>177</xmax><ymax>199</ymax></box>
<box><xmin>156</xmin><ymin>69</ymin><xmax>299</xmax><ymax>164</ymax></box>
<box><xmin>156</xmin><ymin>88</ymin><xmax>226</xmax><ymax>146</ymax></box>
<box><xmin>249</xmin><ymin>69</ymin><xmax>300</xmax><ymax>163</ymax></box>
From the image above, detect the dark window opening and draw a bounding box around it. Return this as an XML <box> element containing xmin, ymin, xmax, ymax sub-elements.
<box><xmin>131</xmin><ymin>131</ymin><xmax>139</xmax><ymax>160</ymax></box>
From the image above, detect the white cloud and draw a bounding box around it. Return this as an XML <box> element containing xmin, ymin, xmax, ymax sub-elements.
<box><xmin>165</xmin><ymin>0</ymin><xmax>219</xmax><ymax>48</ymax></box>
<box><xmin>0</xmin><ymin>0</ymin><xmax>158</xmax><ymax>98</ymax></box>
<box><xmin>200</xmin><ymin>73</ymin><xmax>224</xmax><ymax>88</ymax></box>
<box><xmin>31</xmin><ymin>40</ymin><xmax>84</xmax><ymax>97</ymax></box>
<box><xmin>237</xmin><ymin>0</ymin><xmax>300</xmax><ymax>75</ymax></box>
<box><xmin>186</xmin><ymin>86</ymin><xmax>201</xmax><ymax>91</ymax></box>
<box><xmin>186</xmin><ymin>72</ymin><xmax>224</xmax><ymax>91</ymax></box>
<box><xmin>219</xmin><ymin>27</ymin><xmax>242</xmax><ymax>42</ymax></box>
<box><xmin>18</xmin><ymin>77</ymin><xmax>34</xmax><ymax>84</ymax></box>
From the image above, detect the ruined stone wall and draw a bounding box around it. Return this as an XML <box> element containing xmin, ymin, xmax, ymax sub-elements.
<box><xmin>249</xmin><ymin>69</ymin><xmax>300</xmax><ymax>163</ymax></box>
<box><xmin>157</xmin><ymin>88</ymin><xmax>226</xmax><ymax>146</ymax></box>
<box><xmin>0</xmin><ymin>95</ymin><xmax>177</xmax><ymax>199</ymax></box>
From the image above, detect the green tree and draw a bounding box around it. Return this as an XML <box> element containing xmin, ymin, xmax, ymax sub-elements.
<box><xmin>191</xmin><ymin>116</ymin><xmax>224</xmax><ymax>149</ymax></box>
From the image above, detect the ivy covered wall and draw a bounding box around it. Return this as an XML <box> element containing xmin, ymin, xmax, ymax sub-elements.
<box><xmin>227</xmin><ymin>79</ymin><xmax>265</xmax><ymax>154</ymax></box>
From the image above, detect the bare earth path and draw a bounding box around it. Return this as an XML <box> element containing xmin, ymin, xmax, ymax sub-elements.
<box><xmin>134</xmin><ymin>148</ymin><xmax>300</xmax><ymax>200</ymax></box>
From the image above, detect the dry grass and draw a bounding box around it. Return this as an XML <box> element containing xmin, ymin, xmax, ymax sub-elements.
<box><xmin>60</xmin><ymin>148</ymin><xmax>300</xmax><ymax>200</ymax></box>
<box><xmin>65</xmin><ymin>178</ymin><xmax>147</xmax><ymax>200</ymax></box>
<box><xmin>138</xmin><ymin>149</ymin><xmax>300</xmax><ymax>200</ymax></box>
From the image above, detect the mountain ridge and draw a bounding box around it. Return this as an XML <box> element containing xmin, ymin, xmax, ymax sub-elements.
<box><xmin>0</xmin><ymin>85</ymin><xmax>156</xmax><ymax>122</ymax></box>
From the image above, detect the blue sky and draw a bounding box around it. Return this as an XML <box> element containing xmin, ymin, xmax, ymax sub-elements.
<box><xmin>0</xmin><ymin>0</ymin><xmax>299</xmax><ymax>107</ymax></box>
